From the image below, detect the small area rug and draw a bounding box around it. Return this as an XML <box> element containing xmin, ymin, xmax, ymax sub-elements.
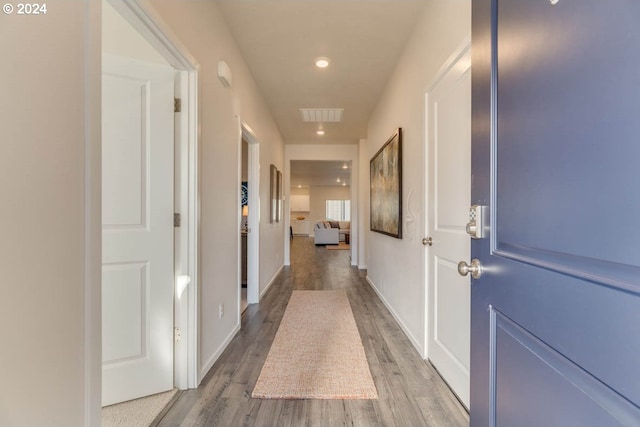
<box><xmin>252</xmin><ymin>290</ymin><xmax>377</xmax><ymax>399</ymax></box>
<box><xmin>326</xmin><ymin>242</ymin><xmax>350</xmax><ymax>250</ymax></box>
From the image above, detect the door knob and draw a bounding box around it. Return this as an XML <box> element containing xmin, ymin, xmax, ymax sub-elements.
<box><xmin>465</xmin><ymin>221</ymin><xmax>477</xmax><ymax>236</ymax></box>
<box><xmin>422</xmin><ymin>237</ymin><xmax>433</xmax><ymax>246</ymax></box>
<box><xmin>458</xmin><ymin>259</ymin><xmax>483</xmax><ymax>279</ymax></box>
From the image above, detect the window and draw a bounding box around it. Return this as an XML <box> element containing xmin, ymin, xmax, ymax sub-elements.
<box><xmin>326</xmin><ymin>200</ymin><xmax>350</xmax><ymax>221</ymax></box>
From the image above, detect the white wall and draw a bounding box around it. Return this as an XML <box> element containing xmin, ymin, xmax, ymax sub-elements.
<box><xmin>364</xmin><ymin>2</ymin><xmax>471</xmax><ymax>355</ymax></box>
<box><xmin>309</xmin><ymin>186</ymin><xmax>351</xmax><ymax>228</ymax></box>
<box><xmin>150</xmin><ymin>2</ymin><xmax>285</xmax><ymax>380</ymax></box>
<box><xmin>290</xmin><ymin>187</ymin><xmax>310</xmax><ymax>222</ymax></box>
<box><xmin>0</xmin><ymin>2</ymin><xmax>101</xmax><ymax>426</ymax></box>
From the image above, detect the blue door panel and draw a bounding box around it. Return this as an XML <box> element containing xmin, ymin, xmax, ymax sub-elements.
<box><xmin>471</xmin><ymin>1</ymin><xmax>640</xmax><ymax>425</ymax></box>
<box><xmin>494</xmin><ymin>311</ymin><xmax>628</xmax><ymax>427</ymax></box>
<box><xmin>496</xmin><ymin>0</ymin><xmax>640</xmax><ymax>267</ymax></box>
<box><xmin>487</xmin><ymin>260</ymin><xmax>640</xmax><ymax>406</ymax></box>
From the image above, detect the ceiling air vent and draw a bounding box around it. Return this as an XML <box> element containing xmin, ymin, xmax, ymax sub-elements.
<box><xmin>300</xmin><ymin>108</ymin><xmax>344</xmax><ymax>122</ymax></box>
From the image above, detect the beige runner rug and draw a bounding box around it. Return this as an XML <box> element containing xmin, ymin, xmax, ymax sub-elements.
<box><xmin>252</xmin><ymin>290</ymin><xmax>378</xmax><ymax>399</ymax></box>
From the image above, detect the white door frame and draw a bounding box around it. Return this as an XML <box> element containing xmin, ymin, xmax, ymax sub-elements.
<box><xmin>107</xmin><ymin>0</ymin><xmax>200</xmax><ymax>390</ymax></box>
<box><xmin>284</xmin><ymin>145</ymin><xmax>359</xmax><ymax>266</ymax></box>
<box><xmin>240</xmin><ymin>122</ymin><xmax>260</xmax><ymax>305</ymax></box>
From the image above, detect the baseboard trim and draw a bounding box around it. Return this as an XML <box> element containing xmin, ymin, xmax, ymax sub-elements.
<box><xmin>365</xmin><ymin>275</ymin><xmax>424</xmax><ymax>357</ymax></box>
<box><xmin>261</xmin><ymin>264</ymin><xmax>284</xmax><ymax>299</ymax></box>
<box><xmin>198</xmin><ymin>323</ymin><xmax>241</xmax><ymax>383</ymax></box>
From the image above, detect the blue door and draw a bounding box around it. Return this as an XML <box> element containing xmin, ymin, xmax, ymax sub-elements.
<box><xmin>471</xmin><ymin>2</ymin><xmax>640</xmax><ymax>426</ymax></box>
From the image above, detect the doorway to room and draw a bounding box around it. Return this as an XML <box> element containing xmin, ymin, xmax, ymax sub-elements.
<box><xmin>289</xmin><ymin>161</ymin><xmax>352</xmax><ymax>251</ymax></box>
<box><xmin>284</xmin><ymin>146</ymin><xmax>359</xmax><ymax>268</ymax></box>
<box><xmin>241</xmin><ymin>124</ymin><xmax>260</xmax><ymax>306</ymax></box>
<box><xmin>101</xmin><ymin>0</ymin><xmax>200</xmax><ymax>410</ymax></box>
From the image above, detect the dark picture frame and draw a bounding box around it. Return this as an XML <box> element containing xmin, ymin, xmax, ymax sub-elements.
<box><xmin>370</xmin><ymin>128</ymin><xmax>402</xmax><ymax>238</ymax></box>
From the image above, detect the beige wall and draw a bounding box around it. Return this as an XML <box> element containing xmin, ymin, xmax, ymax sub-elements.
<box><xmin>151</xmin><ymin>1</ymin><xmax>286</xmax><ymax>378</ymax></box>
<box><xmin>364</xmin><ymin>1</ymin><xmax>471</xmax><ymax>355</ymax></box>
<box><xmin>309</xmin><ymin>186</ymin><xmax>351</xmax><ymax>229</ymax></box>
<box><xmin>290</xmin><ymin>187</ymin><xmax>310</xmax><ymax>196</ymax></box>
<box><xmin>0</xmin><ymin>2</ymin><xmax>101</xmax><ymax>425</ymax></box>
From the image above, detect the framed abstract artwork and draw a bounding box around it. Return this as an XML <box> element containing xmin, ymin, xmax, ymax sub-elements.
<box><xmin>370</xmin><ymin>128</ymin><xmax>402</xmax><ymax>238</ymax></box>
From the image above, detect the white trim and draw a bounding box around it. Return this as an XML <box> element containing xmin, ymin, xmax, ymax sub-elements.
<box><xmin>261</xmin><ymin>265</ymin><xmax>284</xmax><ymax>299</ymax></box>
<box><xmin>198</xmin><ymin>324</ymin><xmax>241</xmax><ymax>383</ymax></box>
<box><xmin>185</xmin><ymin>69</ymin><xmax>199</xmax><ymax>388</ymax></box>
<box><xmin>106</xmin><ymin>0</ymin><xmax>201</xmax><ymax>390</ymax></box>
<box><xmin>242</xmin><ymin>123</ymin><xmax>261</xmax><ymax>305</ymax></box>
<box><xmin>357</xmin><ymin>138</ymin><xmax>368</xmax><ymax>269</ymax></box>
<box><xmin>366</xmin><ymin>276</ymin><xmax>424</xmax><ymax>357</ymax></box>
<box><xmin>107</xmin><ymin>0</ymin><xmax>197</xmax><ymax>70</ymax></box>
<box><xmin>426</xmin><ymin>35</ymin><xmax>471</xmax><ymax>93</ymax></box>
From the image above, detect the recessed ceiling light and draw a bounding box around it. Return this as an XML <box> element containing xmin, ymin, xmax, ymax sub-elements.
<box><xmin>315</xmin><ymin>57</ymin><xmax>330</xmax><ymax>68</ymax></box>
<box><xmin>317</xmin><ymin>129</ymin><xmax>325</xmax><ymax>136</ymax></box>
<box><xmin>336</xmin><ymin>178</ymin><xmax>341</xmax><ymax>183</ymax></box>
<box><xmin>298</xmin><ymin>185</ymin><xmax>302</xmax><ymax>188</ymax></box>
<box><xmin>342</xmin><ymin>182</ymin><xmax>346</xmax><ymax>186</ymax></box>
<box><xmin>342</xmin><ymin>164</ymin><xmax>348</xmax><ymax>169</ymax></box>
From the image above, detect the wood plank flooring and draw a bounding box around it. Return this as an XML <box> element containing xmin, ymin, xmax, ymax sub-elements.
<box><xmin>157</xmin><ymin>237</ymin><xmax>470</xmax><ymax>427</ymax></box>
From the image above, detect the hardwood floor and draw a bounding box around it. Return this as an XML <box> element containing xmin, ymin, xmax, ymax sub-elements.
<box><xmin>157</xmin><ymin>237</ymin><xmax>469</xmax><ymax>427</ymax></box>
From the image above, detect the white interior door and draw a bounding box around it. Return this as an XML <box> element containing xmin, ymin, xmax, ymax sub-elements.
<box><xmin>102</xmin><ymin>54</ymin><xmax>175</xmax><ymax>406</ymax></box>
<box><xmin>425</xmin><ymin>45</ymin><xmax>471</xmax><ymax>408</ymax></box>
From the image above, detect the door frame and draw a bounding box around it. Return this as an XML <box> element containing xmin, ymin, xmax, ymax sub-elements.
<box><xmin>240</xmin><ymin>122</ymin><xmax>260</xmax><ymax>305</ymax></box>
<box><xmin>284</xmin><ymin>145</ymin><xmax>359</xmax><ymax>267</ymax></box>
<box><xmin>422</xmin><ymin>36</ymin><xmax>471</xmax><ymax>359</ymax></box>
<box><xmin>107</xmin><ymin>0</ymin><xmax>200</xmax><ymax>390</ymax></box>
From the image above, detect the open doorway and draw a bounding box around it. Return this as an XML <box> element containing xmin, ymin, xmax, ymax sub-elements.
<box><xmin>101</xmin><ymin>0</ymin><xmax>200</xmax><ymax>412</ymax></box>
<box><xmin>285</xmin><ymin>158</ymin><xmax>357</xmax><ymax>261</ymax></box>
<box><xmin>289</xmin><ymin>160</ymin><xmax>352</xmax><ymax>258</ymax></box>
<box><xmin>240</xmin><ymin>137</ymin><xmax>248</xmax><ymax>312</ymax></box>
<box><xmin>241</xmin><ymin>124</ymin><xmax>260</xmax><ymax>306</ymax></box>
<box><xmin>284</xmin><ymin>143</ymin><xmax>359</xmax><ymax>267</ymax></box>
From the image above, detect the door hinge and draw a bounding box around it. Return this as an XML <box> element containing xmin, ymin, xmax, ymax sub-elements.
<box><xmin>174</xmin><ymin>213</ymin><xmax>181</xmax><ymax>227</ymax></box>
<box><xmin>174</xmin><ymin>327</ymin><xmax>182</xmax><ymax>343</ymax></box>
<box><xmin>174</xmin><ymin>97</ymin><xmax>182</xmax><ymax>113</ymax></box>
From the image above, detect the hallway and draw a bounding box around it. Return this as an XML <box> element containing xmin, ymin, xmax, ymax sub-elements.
<box><xmin>157</xmin><ymin>237</ymin><xmax>469</xmax><ymax>426</ymax></box>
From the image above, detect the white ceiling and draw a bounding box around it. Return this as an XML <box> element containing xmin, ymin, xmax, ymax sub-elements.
<box><xmin>215</xmin><ymin>0</ymin><xmax>427</xmax><ymax>145</ymax></box>
<box><xmin>290</xmin><ymin>160</ymin><xmax>352</xmax><ymax>188</ymax></box>
<box><xmin>217</xmin><ymin>1</ymin><xmax>426</xmax><ymax>188</ymax></box>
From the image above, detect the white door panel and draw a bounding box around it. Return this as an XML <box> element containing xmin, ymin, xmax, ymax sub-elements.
<box><xmin>426</xmin><ymin>46</ymin><xmax>471</xmax><ymax>408</ymax></box>
<box><xmin>102</xmin><ymin>54</ymin><xmax>175</xmax><ymax>406</ymax></box>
